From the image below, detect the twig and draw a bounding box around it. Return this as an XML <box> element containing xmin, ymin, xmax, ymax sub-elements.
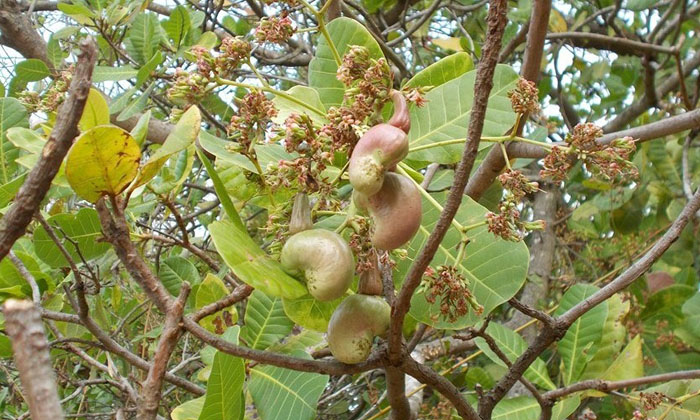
<box><xmin>543</xmin><ymin>370</ymin><xmax>700</xmax><ymax>401</ymax></box>
<box><xmin>0</xmin><ymin>38</ymin><xmax>96</xmax><ymax>261</ymax></box>
<box><xmin>546</xmin><ymin>32</ymin><xmax>678</xmax><ymax>56</ymax></box>
<box><xmin>3</xmin><ymin>299</ymin><xmax>64</xmax><ymax>420</ymax></box>
<box><xmin>8</xmin><ymin>251</ymin><xmax>41</xmax><ymax>304</ymax></box>
<box><xmin>138</xmin><ymin>284</ymin><xmax>191</xmax><ymax>420</ymax></box>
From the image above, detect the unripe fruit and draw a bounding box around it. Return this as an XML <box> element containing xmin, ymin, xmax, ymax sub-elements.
<box><xmin>280</xmin><ymin>229</ymin><xmax>354</xmax><ymax>301</ymax></box>
<box><xmin>348</xmin><ymin>91</ymin><xmax>410</xmax><ymax>196</ymax></box>
<box><xmin>354</xmin><ymin>172</ymin><xmax>421</xmax><ymax>251</ymax></box>
<box><xmin>327</xmin><ymin>294</ymin><xmax>391</xmax><ymax>364</ymax></box>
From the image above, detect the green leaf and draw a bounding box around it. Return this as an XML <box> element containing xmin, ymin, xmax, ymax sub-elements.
<box><xmin>405</xmin><ymin>52</ymin><xmax>474</xmax><ymax>89</ymax></box>
<box><xmin>130</xmin><ymin>110</ymin><xmax>151</xmax><ymax>146</ymax></box>
<box><xmin>79</xmin><ymin>89</ymin><xmax>110</xmax><ymax>132</ymax></box>
<box><xmin>171</xmin><ymin>397</ymin><xmax>205</xmax><ymax>420</ymax></box>
<box><xmin>491</xmin><ymin>396</ymin><xmax>580</xmax><ymax>420</ymax></box>
<box><xmin>0</xmin><ymin>334</ymin><xmax>12</xmax><ymax>358</ymax></box>
<box><xmin>65</xmin><ymin>125</ymin><xmax>141</xmax><ymax>203</ymax></box>
<box><xmin>242</xmin><ymin>290</ymin><xmax>294</xmax><ymax>349</ymax></box>
<box><xmin>0</xmin><ymin>174</ymin><xmax>26</xmax><ymax>208</ymax></box>
<box><xmin>249</xmin><ymin>355</ymin><xmax>329</xmax><ymax>420</ymax></box>
<box><xmin>583</xmin><ymin>294</ymin><xmax>629</xmax><ymax>380</ymax></box>
<box><xmin>682</xmin><ymin>292</ymin><xmax>700</xmax><ymax>339</ymax></box>
<box><xmin>0</xmin><ymin>98</ymin><xmax>28</xmax><ymax>184</ymax></box>
<box><xmin>401</xmin><ymin>193</ymin><xmax>529</xmax><ymax>329</ymax></box>
<box><xmin>33</xmin><ymin>208</ymin><xmax>112</xmax><ymax>268</ymax></box>
<box><xmin>599</xmin><ymin>335</ymin><xmax>643</xmax><ymax>383</ymax></box>
<box><xmin>555</xmin><ymin>284</ymin><xmax>609</xmax><ymax>385</ymax></box>
<box><xmin>159</xmin><ymin>256</ymin><xmax>200</xmax><ymax>296</ymax></box>
<box><xmin>196</xmin><ymin>149</ymin><xmax>245</xmax><ymax>230</ymax></box>
<box><xmin>198</xmin><ymin>131</ymin><xmax>257</xmax><ymax>173</ymax></box>
<box><xmin>163</xmin><ymin>5</ymin><xmax>191</xmax><ymax>47</ymax></box>
<box><xmin>57</xmin><ymin>2</ymin><xmax>96</xmax><ymax>25</ymax></box>
<box><xmin>195</xmin><ymin>273</ymin><xmax>236</xmax><ymax>333</ymax></box>
<box><xmin>10</xmin><ymin>59</ymin><xmax>50</xmax><ymax>94</ymax></box>
<box><xmin>149</xmin><ymin>146</ymin><xmax>195</xmax><ymax>194</ymax></box>
<box><xmin>474</xmin><ymin>323</ymin><xmax>555</xmax><ymax>390</ymax></box>
<box><xmin>308</xmin><ymin>17</ymin><xmax>384</xmax><ymax>108</ymax></box>
<box><xmin>47</xmin><ymin>37</ymin><xmax>64</xmax><ymax>69</ymax></box>
<box><xmin>0</xmin><ymin>251</ymin><xmax>50</xmax><ymax>302</ymax></box>
<box><xmin>198</xmin><ymin>326</ymin><xmax>244</xmax><ymax>420</ymax></box>
<box><xmin>209</xmin><ymin>220</ymin><xmax>307</xmax><ymax>299</ymax></box>
<box><xmin>406</xmin><ymin>65</ymin><xmax>519</xmax><ymax>164</ymax></box>
<box><xmin>92</xmin><ymin>65</ymin><xmax>138</xmax><ymax>82</ymax></box>
<box><xmin>117</xmin><ymin>82</ymin><xmax>155</xmax><ymax>121</ymax></box>
<box><xmin>282</xmin><ymin>293</ymin><xmax>345</xmax><ymax>332</ymax></box>
<box><xmin>272</xmin><ymin>86</ymin><xmax>327</xmax><ymax>123</ymax></box>
<box><xmin>128</xmin><ymin>13</ymin><xmax>162</xmax><ymax>64</ymax></box>
<box><xmin>136</xmin><ymin>51</ymin><xmax>163</xmax><ymax>86</ymax></box>
<box><xmin>131</xmin><ymin>106</ymin><xmax>200</xmax><ymax>189</ymax></box>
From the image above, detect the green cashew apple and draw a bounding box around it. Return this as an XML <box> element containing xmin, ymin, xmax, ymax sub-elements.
<box><xmin>348</xmin><ymin>91</ymin><xmax>410</xmax><ymax>196</ymax></box>
<box><xmin>354</xmin><ymin>172</ymin><xmax>421</xmax><ymax>250</ymax></box>
<box><xmin>280</xmin><ymin>229</ymin><xmax>354</xmax><ymax>301</ymax></box>
<box><xmin>327</xmin><ymin>294</ymin><xmax>391</xmax><ymax>364</ymax></box>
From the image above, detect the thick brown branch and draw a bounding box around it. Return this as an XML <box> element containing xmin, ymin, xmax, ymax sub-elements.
<box><xmin>402</xmin><ymin>356</ymin><xmax>479</xmax><ymax>420</ymax></box>
<box><xmin>546</xmin><ymin>32</ymin><xmax>677</xmax><ymax>56</ymax></box>
<box><xmin>3</xmin><ymin>299</ymin><xmax>64</xmax><ymax>420</ymax></box>
<box><xmin>0</xmin><ymin>38</ymin><xmax>96</xmax><ymax>261</ymax></box>
<box><xmin>543</xmin><ymin>370</ymin><xmax>700</xmax><ymax>401</ymax></box>
<box><xmin>479</xmin><ymin>187</ymin><xmax>700</xmax><ymax>417</ymax></box>
<box><xmin>0</xmin><ymin>0</ymin><xmax>52</xmax><ymax>69</ymax></box>
<box><xmin>138</xmin><ymin>284</ymin><xmax>191</xmax><ymax>420</ymax></box>
<box><xmin>386</xmin><ymin>366</ymin><xmax>413</xmax><ymax>420</ymax></box>
<box><xmin>388</xmin><ymin>0</ymin><xmax>509</xmax><ymax>368</ymax></box>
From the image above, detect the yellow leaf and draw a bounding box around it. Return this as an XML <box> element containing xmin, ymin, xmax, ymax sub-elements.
<box><xmin>549</xmin><ymin>9</ymin><xmax>568</xmax><ymax>33</ymax></box>
<box><xmin>65</xmin><ymin>125</ymin><xmax>141</xmax><ymax>203</ymax></box>
<box><xmin>78</xmin><ymin>89</ymin><xmax>110</xmax><ymax>132</ymax></box>
<box><xmin>432</xmin><ymin>37</ymin><xmax>463</xmax><ymax>52</ymax></box>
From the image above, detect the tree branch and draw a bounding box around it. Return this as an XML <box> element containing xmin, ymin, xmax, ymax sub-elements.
<box><xmin>544</xmin><ymin>370</ymin><xmax>700</xmax><ymax>402</ymax></box>
<box><xmin>3</xmin><ymin>299</ymin><xmax>64</xmax><ymax>420</ymax></box>
<box><xmin>0</xmin><ymin>38</ymin><xmax>96</xmax><ymax>262</ymax></box>
<box><xmin>546</xmin><ymin>32</ymin><xmax>677</xmax><ymax>56</ymax></box>
<box><xmin>388</xmin><ymin>0</ymin><xmax>509</xmax><ymax>368</ymax></box>
<box><xmin>0</xmin><ymin>0</ymin><xmax>52</xmax><ymax>69</ymax></box>
<box><xmin>138</xmin><ymin>284</ymin><xmax>191</xmax><ymax>420</ymax></box>
<box><xmin>385</xmin><ymin>366</ymin><xmax>413</xmax><ymax>420</ymax></box>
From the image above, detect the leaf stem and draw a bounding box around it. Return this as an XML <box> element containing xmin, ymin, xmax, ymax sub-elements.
<box><xmin>215</xmin><ymin>77</ymin><xmax>326</xmax><ymax>117</ymax></box>
<box><xmin>297</xmin><ymin>0</ymin><xmax>342</xmax><ymax>66</ymax></box>
<box><xmin>396</xmin><ymin>163</ymin><xmax>466</xmax><ymax>234</ymax></box>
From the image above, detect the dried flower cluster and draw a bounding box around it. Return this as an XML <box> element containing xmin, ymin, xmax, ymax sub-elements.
<box><xmin>347</xmin><ymin>218</ymin><xmax>375</xmax><ymax>274</ymax></box>
<box><xmin>255</xmin><ymin>15</ymin><xmax>296</xmax><ymax>44</ymax></box>
<box><xmin>19</xmin><ymin>66</ymin><xmax>74</xmax><ymax>113</ymax></box>
<box><xmin>167</xmin><ymin>37</ymin><xmax>251</xmax><ymax>105</ymax></box>
<box><xmin>486</xmin><ymin>169</ymin><xmax>544</xmax><ymax>241</ymax></box>
<box><xmin>226</xmin><ymin>90</ymin><xmax>278</xmax><ymax>151</ymax></box>
<box><xmin>422</xmin><ymin>265</ymin><xmax>483</xmax><ymax>322</ymax></box>
<box><xmin>508</xmin><ymin>77</ymin><xmax>540</xmax><ymax>114</ymax></box>
<box><xmin>541</xmin><ymin>122</ymin><xmax>638</xmax><ymax>183</ymax></box>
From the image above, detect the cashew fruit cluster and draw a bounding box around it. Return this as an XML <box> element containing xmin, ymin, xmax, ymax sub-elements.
<box><xmin>327</xmin><ymin>294</ymin><xmax>391</xmax><ymax>364</ymax></box>
<box><xmin>350</xmin><ymin>90</ymin><xmax>421</xmax><ymax>251</ymax></box>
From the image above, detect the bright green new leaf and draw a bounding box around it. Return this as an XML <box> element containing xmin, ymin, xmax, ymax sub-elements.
<box><xmin>171</xmin><ymin>397</ymin><xmax>205</xmax><ymax>420</ymax></box>
<box><xmin>406</xmin><ymin>65</ymin><xmax>519</xmax><ymax>164</ymax></box>
<box><xmin>78</xmin><ymin>89</ymin><xmax>110</xmax><ymax>132</ymax></box>
<box><xmin>131</xmin><ymin>106</ymin><xmax>200</xmax><ymax>189</ymax></box>
<box><xmin>159</xmin><ymin>256</ymin><xmax>200</xmax><ymax>297</ymax></box>
<box><xmin>272</xmin><ymin>85</ymin><xmax>327</xmax><ymax>123</ymax></box>
<box><xmin>405</xmin><ymin>52</ymin><xmax>474</xmax><ymax>89</ymax></box>
<box><xmin>583</xmin><ymin>294</ymin><xmax>629</xmax><ymax>380</ymax></box>
<box><xmin>33</xmin><ymin>208</ymin><xmax>111</xmax><ymax>268</ymax></box>
<box><xmin>0</xmin><ymin>97</ymin><xmax>28</xmax><ymax>184</ymax></box>
<box><xmin>597</xmin><ymin>335</ymin><xmax>643</xmax><ymax>387</ymax></box>
<box><xmin>10</xmin><ymin>59</ymin><xmax>50</xmax><ymax>94</ymax></box>
<box><xmin>401</xmin><ymin>193</ymin><xmax>529</xmax><ymax>329</ymax></box>
<box><xmin>198</xmin><ymin>326</ymin><xmax>244</xmax><ymax>420</ymax></box>
<box><xmin>308</xmin><ymin>17</ymin><xmax>384</xmax><ymax>108</ymax></box>
<box><xmin>162</xmin><ymin>5</ymin><xmax>191</xmax><ymax>47</ymax></box>
<box><xmin>65</xmin><ymin>125</ymin><xmax>141</xmax><ymax>203</ymax></box>
<box><xmin>130</xmin><ymin>110</ymin><xmax>151</xmax><ymax>146</ymax></box>
<box><xmin>249</xmin><ymin>353</ymin><xmax>329</xmax><ymax>420</ymax></box>
<box><xmin>195</xmin><ymin>273</ymin><xmax>237</xmax><ymax>333</ymax></box>
<box><xmin>555</xmin><ymin>284</ymin><xmax>609</xmax><ymax>385</ymax></box>
<box><xmin>209</xmin><ymin>220</ymin><xmax>307</xmax><ymax>299</ymax></box>
<box><xmin>242</xmin><ymin>290</ymin><xmax>294</xmax><ymax>349</ymax></box>
<box><xmin>475</xmin><ymin>322</ymin><xmax>556</xmax><ymax>390</ymax></box>
<box><xmin>92</xmin><ymin>65</ymin><xmax>139</xmax><ymax>82</ymax></box>
<box><xmin>282</xmin><ymin>292</ymin><xmax>346</xmax><ymax>332</ymax></box>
